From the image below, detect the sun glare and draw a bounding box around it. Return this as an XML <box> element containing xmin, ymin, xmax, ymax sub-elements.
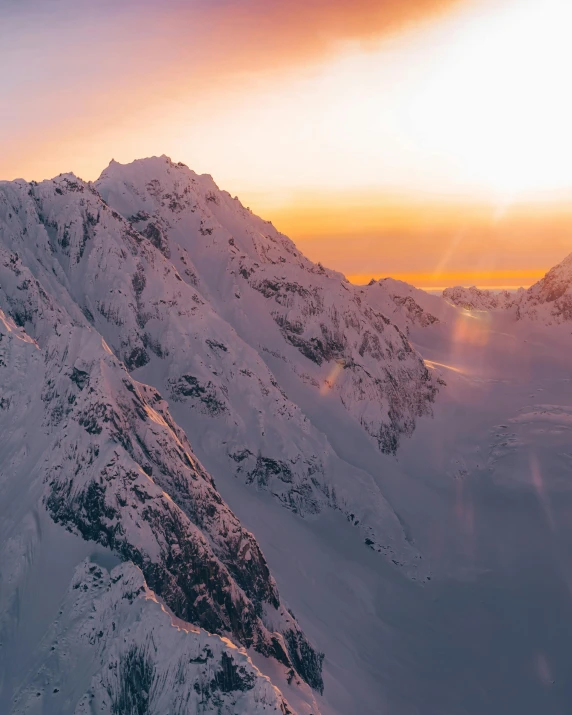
<box><xmin>401</xmin><ymin>0</ymin><xmax>572</xmax><ymax>200</ymax></box>
<box><xmin>169</xmin><ymin>0</ymin><xmax>572</xmax><ymax>206</ymax></box>
<box><xmin>4</xmin><ymin>0</ymin><xmax>571</xmax><ymax>290</ymax></box>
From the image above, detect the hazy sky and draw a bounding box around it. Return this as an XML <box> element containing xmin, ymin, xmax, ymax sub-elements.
<box><xmin>3</xmin><ymin>0</ymin><xmax>572</xmax><ymax>287</ymax></box>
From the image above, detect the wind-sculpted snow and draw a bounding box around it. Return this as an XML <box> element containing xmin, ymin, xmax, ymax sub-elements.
<box><xmin>11</xmin><ymin>560</ymin><xmax>298</xmax><ymax>715</ymax></box>
<box><xmin>0</xmin><ymin>166</ymin><xmax>429</xmax><ymax>577</ymax></box>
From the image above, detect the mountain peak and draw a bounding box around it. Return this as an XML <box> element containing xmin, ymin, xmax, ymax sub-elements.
<box><xmin>0</xmin><ymin>154</ymin><xmax>444</xmax><ymax>712</ymax></box>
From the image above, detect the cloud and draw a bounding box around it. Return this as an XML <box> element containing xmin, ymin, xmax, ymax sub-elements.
<box><xmin>0</xmin><ymin>0</ymin><xmax>465</xmax><ymax>181</ymax></box>
<box><xmin>167</xmin><ymin>0</ymin><xmax>465</xmax><ymax>75</ymax></box>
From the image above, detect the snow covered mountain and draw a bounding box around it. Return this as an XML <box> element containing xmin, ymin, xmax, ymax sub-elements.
<box><xmin>442</xmin><ymin>285</ymin><xmax>522</xmax><ymax>311</ymax></box>
<box><xmin>442</xmin><ymin>251</ymin><xmax>572</xmax><ymax>325</ymax></box>
<box><xmin>514</xmin><ymin>251</ymin><xmax>572</xmax><ymax>323</ymax></box>
<box><xmin>0</xmin><ymin>157</ymin><xmax>442</xmax><ymax>714</ymax></box>
<box><xmin>95</xmin><ymin>156</ymin><xmax>436</xmax><ymax>456</ymax></box>
<box><xmin>10</xmin><ymin>559</ymin><xmax>297</xmax><ymax>715</ymax></box>
<box><xmin>4</xmin><ymin>156</ymin><xmax>572</xmax><ymax>715</ymax></box>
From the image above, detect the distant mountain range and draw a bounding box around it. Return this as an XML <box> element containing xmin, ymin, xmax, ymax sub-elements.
<box><xmin>443</xmin><ymin>256</ymin><xmax>572</xmax><ymax>322</ymax></box>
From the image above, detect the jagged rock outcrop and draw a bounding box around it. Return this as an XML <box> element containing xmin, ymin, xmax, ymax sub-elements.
<box><xmin>11</xmin><ymin>560</ymin><xmax>297</xmax><ymax>715</ymax></box>
<box><xmin>0</xmin><ymin>308</ymin><xmax>323</xmax><ymax>704</ymax></box>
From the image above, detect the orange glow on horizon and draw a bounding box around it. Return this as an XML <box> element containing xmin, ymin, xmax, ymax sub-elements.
<box><xmin>3</xmin><ymin>0</ymin><xmax>572</xmax><ymax>293</ymax></box>
<box><xmin>346</xmin><ymin>271</ymin><xmax>545</xmax><ymax>290</ymax></box>
<box><xmin>261</xmin><ymin>195</ymin><xmax>572</xmax><ymax>291</ymax></box>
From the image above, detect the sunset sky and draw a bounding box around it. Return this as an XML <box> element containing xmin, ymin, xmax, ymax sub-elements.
<box><xmin>3</xmin><ymin>0</ymin><xmax>572</xmax><ymax>288</ymax></box>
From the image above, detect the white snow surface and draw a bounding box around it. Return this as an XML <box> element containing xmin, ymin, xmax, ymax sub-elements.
<box><xmin>359</xmin><ymin>277</ymin><xmax>457</xmax><ymax>332</ymax></box>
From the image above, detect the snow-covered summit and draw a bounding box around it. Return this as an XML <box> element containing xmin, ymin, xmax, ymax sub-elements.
<box><xmin>96</xmin><ymin>155</ymin><xmax>437</xmax><ymax>453</ymax></box>
<box><xmin>0</xmin><ymin>155</ymin><xmax>439</xmax><ymax>579</ymax></box>
<box><xmin>92</xmin><ymin>157</ymin><xmax>439</xmax><ymax>572</ymax></box>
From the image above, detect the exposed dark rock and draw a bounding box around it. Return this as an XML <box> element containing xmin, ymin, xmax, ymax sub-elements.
<box><xmin>168</xmin><ymin>374</ymin><xmax>228</xmax><ymax>416</ymax></box>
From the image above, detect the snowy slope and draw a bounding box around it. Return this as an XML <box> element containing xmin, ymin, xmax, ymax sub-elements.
<box><xmin>193</xmin><ymin>292</ymin><xmax>572</xmax><ymax>715</ymax></box>
<box><xmin>0</xmin><ymin>305</ymin><xmax>320</xmax><ymax>709</ymax></box>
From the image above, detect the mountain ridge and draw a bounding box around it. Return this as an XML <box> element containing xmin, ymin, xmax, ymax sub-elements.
<box><xmin>441</xmin><ymin>255</ymin><xmax>572</xmax><ymax>324</ymax></box>
<box><xmin>0</xmin><ymin>155</ymin><xmax>445</xmax><ymax>714</ymax></box>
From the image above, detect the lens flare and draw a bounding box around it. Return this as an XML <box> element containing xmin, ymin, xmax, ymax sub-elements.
<box><xmin>320</xmin><ymin>360</ymin><xmax>345</xmax><ymax>395</ymax></box>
